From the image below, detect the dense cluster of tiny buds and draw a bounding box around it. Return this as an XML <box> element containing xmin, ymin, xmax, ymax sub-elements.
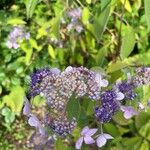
<box><xmin>45</xmin><ymin>115</ymin><xmax>76</xmax><ymax>136</ymax></box>
<box><xmin>133</xmin><ymin>67</ymin><xmax>150</xmax><ymax>86</ymax></box>
<box><xmin>95</xmin><ymin>90</ymin><xmax>120</xmax><ymax>123</ymax></box>
<box><xmin>6</xmin><ymin>26</ymin><xmax>30</xmax><ymax>49</ymax></box>
<box><xmin>115</xmin><ymin>81</ymin><xmax>136</xmax><ymax>100</ymax></box>
<box><xmin>28</xmin><ymin>66</ymin><xmax>103</xmax><ymax>112</ymax></box>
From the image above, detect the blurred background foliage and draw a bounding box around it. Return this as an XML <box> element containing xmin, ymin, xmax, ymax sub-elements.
<box><xmin>0</xmin><ymin>0</ymin><xmax>150</xmax><ymax>149</ymax></box>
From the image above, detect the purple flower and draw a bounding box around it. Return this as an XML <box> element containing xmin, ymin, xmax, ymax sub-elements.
<box><xmin>96</xmin><ymin>133</ymin><xmax>113</xmax><ymax>148</ymax></box>
<box><xmin>95</xmin><ymin>90</ymin><xmax>124</xmax><ymax>123</ymax></box>
<box><xmin>68</xmin><ymin>8</ymin><xmax>82</xmax><ymax>19</ymax></box>
<box><xmin>6</xmin><ymin>26</ymin><xmax>30</xmax><ymax>49</ymax></box>
<box><xmin>114</xmin><ymin>80</ymin><xmax>136</xmax><ymax>100</ymax></box>
<box><xmin>75</xmin><ymin>126</ymin><xmax>97</xmax><ymax>149</ymax></box>
<box><xmin>121</xmin><ymin>106</ymin><xmax>138</xmax><ymax>119</ymax></box>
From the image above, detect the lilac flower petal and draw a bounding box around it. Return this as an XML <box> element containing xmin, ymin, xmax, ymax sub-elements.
<box><xmin>116</xmin><ymin>92</ymin><xmax>124</xmax><ymax>100</ymax></box>
<box><xmin>50</xmin><ymin>68</ymin><xmax>61</xmax><ymax>74</ymax></box>
<box><xmin>81</xmin><ymin>126</ymin><xmax>89</xmax><ymax>136</ymax></box>
<box><xmin>124</xmin><ymin>111</ymin><xmax>133</xmax><ymax>119</ymax></box>
<box><xmin>138</xmin><ymin>102</ymin><xmax>145</xmax><ymax>110</ymax></box>
<box><xmin>103</xmin><ymin>133</ymin><xmax>114</xmax><ymax>139</ymax></box>
<box><xmin>100</xmin><ymin>79</ymin><xmax>109</xmax><ymax>87</ymax></box>
<box><xmin>28</xmin><ymin>115</ymin><xmax>40</xmax><ymax>127</ymax></box>
<box><xmin>13</xmin><ymin>42</ymin><xmax>19</xmax><ymax>49</ymax></box>
<box><xmin>75</xmin><ymin>137</ymin><xmax>84</xmax><ymax>149</ymax></box>
<box><xmin>121</xmin><ymin>106</ymin><xmax>138</xmax><ymax>119</ymax></box>
<box><xmin>84</xmin><ymin>136</ymin><xmax>95</xmax><ymax>144</ymax></box>
<box><xmin>65</xmin><ymin>66</ymin><xmax>73</xmax><ymax>73</ymax></box>
<box><xmin>96</xmin><ymin>134</ymin><xmax>107</xmax><ymax>148</ymax></box>
<box><xmin>23</xmin><ymin>96</ymin><xmax>31</xmax><ymax>116</ymax></box>
<box><xmin>85</xmin><ymin>128</ymin><xmax>98</xmax><ymax>136</ymax></box>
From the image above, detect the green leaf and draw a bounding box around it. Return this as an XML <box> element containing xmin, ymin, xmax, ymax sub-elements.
<box><xmin>7</xmin><ymin>18</ymin><xmax>26</xmax><ymax>25</ymax></box>
<box><xmin>123</xmin><ymin>137</ymin><xmax>142</xmax><ymax>149</ymax></box>
<box><xmin>120</xmin><ymin>0</ymin><xmax>132</xmax><ymax>13</ymax></box>
<box><xmin>25</xmin><ymin>0</ymin><xmax>39</xmax><ymax>19</ymax></box>
<box><xmin>50</xmin><ymin>17</ymin><xmax>61</xmax><ymax>39</ymax></box>
<box><xmin>82</xmin><ymin>7</ymin><xmax>90</xmax><ymax>25</ymax></box>
<box><xmin>29</xmin><ymin>38</ymin><xmax>42</xmax><ymax>51</ymax></box>
<box><xmin>104</xmin><ymin>123</ymin><xmax>120</xmax><ymax>137</ymax></box>
<box><xmin>144</xmin><ymin>0</ymin><xmax>150</xmax><ymax>31</ymax></box>
<box><xmin>135</xmin><ymin>112</ymin><xmax>150</xmax><ymax>129</ymax></box>
<box><xmin>3</xmin><ymin>86</ymin><xmax>25</xmax><ymax>113</ymax></box>
<box><xmin>120</xmin><ymin>26</ymin><xmax>136</xmax><ymax>59</ymax></box>
<box><xmin>2</xmin><ymin>107</ymin><xmax>15</xmax><ymax>124</ymax></box>
<box><xmin>95</xmin><ymin>47</ymin><xmax>107</xmax><ymax>66</ymax></box>
<box><xmin>107</xmin><ymin>51</ymin><xmax>150</xmax><ymax>73</ymax></box>
<box><xmin>67</xmin><ymin>95</ymin><xmax>80</xmax><ymax>120</ymax></box>
<box><xmin>92</xmin><ymin>0</ymin><xmax>111</xmax><ymax>42</ymax></box>
<box><xmin>140</xmin><ymin>140</ymin><xmax>149</xmax><ymax>150</ymax></box>
<box><xmin>48</xmin><ymin>45</ymin><xmax>56</xmax><ymax>59</ymax></box>
<box><xmin>55</xmin><ymin>138</ymin><xmax>66</xmax><ymax>150</ymax></box>
<box><xmin>86</xmin><ymin>0</ymin><xmax>91</xmax><ymax>4</ymax></box>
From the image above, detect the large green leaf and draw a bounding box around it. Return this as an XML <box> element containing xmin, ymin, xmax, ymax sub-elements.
<box><xmin>120</xmin><ymin>26</ymin><xmax>136</xmax><ymax>59</ymax></box>
<box><xmin>25</xmin><ymin>0</ymin><xmax>39</xmax><ymax>19</ymax></box>
<box><xmin>92</xmin><ymin>0</ymin><xmax>111</xmax><ymax>42</ymax></box>
<box><xmin>144</xmin><ymin>0</ymin><xmax>150</xmax><ymax>31</ymax></box>
<box><xmin>3</xmin><ymin>86</ymin><xmax>25</xmax><ymax>113</ymax></box>
<box><xmin>107</xmin><ymin>51</ymin><xmax>150</xmax><ymax>73</ymax></box>
<box><xmin>67</xmin><ymin>95</ymin><xmax>80</xmax><ymax>120</ymax></box>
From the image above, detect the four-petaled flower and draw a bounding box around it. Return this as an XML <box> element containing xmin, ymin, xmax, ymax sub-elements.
<box><xmin>75</xmin><ymin>126</ymin><xmax>97</xmax><ymax>149</ymax></box>
<box><xmin>121</xmin><ymin>106</ymin><xmax>138</xmax><ymax>119</ymax></box>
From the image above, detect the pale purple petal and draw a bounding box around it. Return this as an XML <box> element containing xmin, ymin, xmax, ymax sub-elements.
<box><xmin>13</xmin><ymin>42</ymin><xmax>19</xmax><ymax>49</ymax></box>
<box><xmin>96</xmin><ymin>134</ymin><xmax>107</xmax><ymax>148</ymax></box>
<box><xmin>65</xmin><ymin>66</ymin><xmax>73</xmax><ymax>73</ymax></box>
<box><xmin>81</xmin><ymin>126</ymin><xmax>89</xmax><ymax>136</ymax></box>
<box><xmin>75</xmin><ymin>137</ymin><xmax>84</xmax><ymax>149</ymax></box>
<box><xmin>23</xmin><ymin>96</ymin><xmax>31</xmax><ymax>116</ymax></box>
<box><xmin>84</xmin><ymin>136</ymin><xmax>95</xmax><ymax>144</ymax></box>
<box><xmin>100</xmin><ymin>79</ymin><xmax>109</xmax><ymax>87</ymax></box>
<box><xmin>103</xmin><ymin>133</ymin><xmax>114</xmax><ymax>139</ymax></box>
<box><xmin>28</xmin><ymin>115</ymin><xmax>40</xmax><ymax>127</ymax></box>
<box><xmin>124</xmin><ymin>111</ymin><xmax>133</xmax><ymax>119</ymax></box>
<box><xmin>116</xmin><ymin>92</ymin><xmax>124</xmax><ymax>100</ymax></box>
<box><xmin>121</xmin><ymin>106</ymin><xmax>138</xmax><ymax>119</ymax></box>
<box><xmin>138</xmin><ymin>102</ymin><xmax>145</xmax><ymax>110</ymax></box>
<box><xmin>50</xmin><ymin>68</ymin><xmax>61</xmax><ymax>74</ymax></box>
<box><xmin>85</xmin><ymin>128</ymin><xmax>98</xmax><ymax>136</ymax></box>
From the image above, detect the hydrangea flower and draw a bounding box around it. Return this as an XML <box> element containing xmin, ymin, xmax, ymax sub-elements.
<box><xmin>6</xmin><ymin>26</ymin><xmax>30</xmax><ymax>49</ymax></box>
<box><xmin>67</xmin><ymin>8</ymin><xmax>83</xmax><ymax>33</ymax></box>
<box><xmin>121</xmin><ymin>106</ymin><xmax>138</xmax><ymax>119</ymax></box>
<box><xmin>96</xmin><ymin>133</ymin><xmax>113</xmax><ymax>148</ymax></box>
<box><xmin>114</xmin><ymin>80</ymin><xmax>136</xmax><ymax>100</ymax></box>
<box><xmin>95</xmin><ymin>90</ymin><xmax>124</xmax><ymax>123</ymax></box>
<box><xmin>75</xmin><ymin>126</ymin><xmax>97</xmax><ymax>149</ymax></box>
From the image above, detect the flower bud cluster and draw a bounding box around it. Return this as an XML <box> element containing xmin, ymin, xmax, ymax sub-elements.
<box><xmin>6</xmin><ymin>26</ymin><xmax>30</xmax><ymax>49</ymax></box>
<box><xmin>94</xmin><ymin>90</ymin><xmax>121</xmax><ymax>123</ymax></box>
<box><xmin>66</xmin><ymin>8</ymin><xmax>83</xmax><ymax>33</ymax></box>
<box><xmin>133</xmin><ymin>67</ymin><xmax>150</xmax><ymax>86</ymax></box>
